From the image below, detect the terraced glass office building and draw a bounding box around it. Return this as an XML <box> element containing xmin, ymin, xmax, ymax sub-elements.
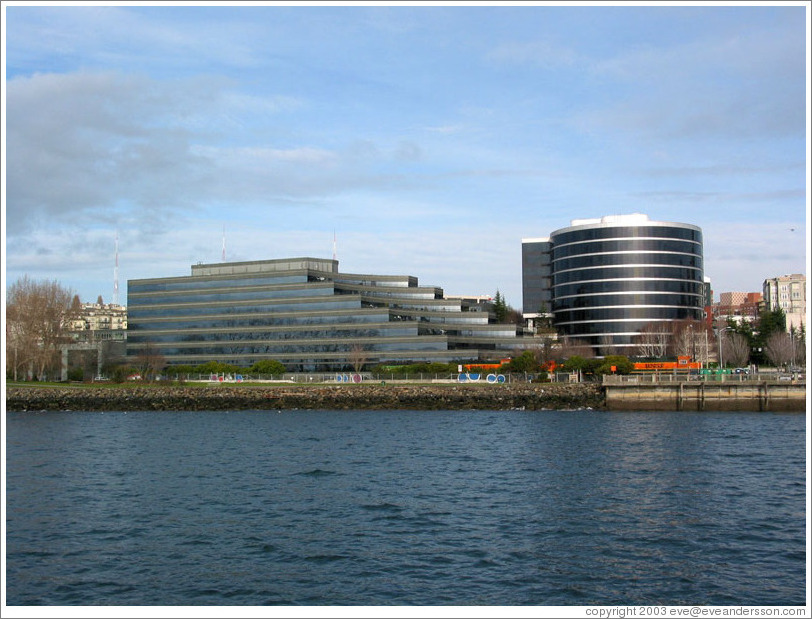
<box><xmin>522</xmin><ymin>214</ymin><xmax>705</xmax><ymax>355</ymax></box>
<box><xmin>127</xmin><ymin>257</ymin><xmax>522</xmax><ymax>371</ymax></box>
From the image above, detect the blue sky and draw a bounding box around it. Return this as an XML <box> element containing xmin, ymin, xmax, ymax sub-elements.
<box><xmin>3</xmin><ymin>2</ymin><xmax>809</xmax><ymax>309</ymax></box>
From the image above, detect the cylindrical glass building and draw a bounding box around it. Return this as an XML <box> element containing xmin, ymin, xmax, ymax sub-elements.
<box><xmin>547</xmin><ymin>214</ymin><xmax>705</xmax><ymax>354</ymax></box>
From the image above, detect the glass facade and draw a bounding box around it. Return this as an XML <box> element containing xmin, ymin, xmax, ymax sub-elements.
<box><xmin>523</xmin><ymin>215</ymin><xmax>705</xmax><ymax>355</ymax></box>
<box><xmin>127</xmin><ymin>257</ymin><xmax>525</xmax><ymax>371</ymax></box>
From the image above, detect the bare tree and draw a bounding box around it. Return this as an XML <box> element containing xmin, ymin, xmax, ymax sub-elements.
<box><xmin>134</xmin><ymin>342</ymin><xmax>166</xmax><ymax>382</ymax></box>
<box><xmin>6</xmin><ymin>316</ymin><xmax>31</xmax><ymax>381</ymax></box>
<box><xmin>636</xmin><ymin>322</ymin><xmax>669</xmax><ymax>358</ymax></box>
<box><xmin>668</xmin><ymin>319</ymin><xmax>708</xmax><ymax>360</ymax></box>
<box><xmin>6</xmin><ymin>276</ymin><xmax>78</xmax><ymax>380</ymax></box>
<box><xmin>348</xmin><ymin>343</ymin><xmax>369</xmax><ymax>373</ymax></box>
<box><xmin>789</xmin><ymin>327</ymin><xmax>805</xmax><ymax>368</ymax></box>
<box><xmin>526</xmin><ymin>334</ymin><xmax>556</xmax><ymax>366</ymax></box>
<box><xmin>764</xmin><ymin>331</ymin><xmax>794</xmax><ymax>369</ymax></box>
<box><xmin>721</xmin><ymin>331</ymin><xmax>751</xmax><ymax>368</ymax></box>
<box><xmin>598</xmin><ymin>335</ymin><xmax>620</xmax><ymax>357</ymax></box>
<box><xmin>553</xmin><ymin>336</ymin><xmax>595</xmax><ymax>362</ymax></box>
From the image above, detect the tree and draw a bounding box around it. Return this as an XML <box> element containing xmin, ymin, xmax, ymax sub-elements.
<box><xmin>598</xmin><ymin>335</ymin><xmax>620</xmax><ymax>357</ymax></box>
<box><xmin>764</xmin><ymin>331</ymin><xmax>794</xmax><ymax>369</ymax></box>
<box><xmin>635</xmin><ymin>322</ymin><xmax>670</xmax><ymax>359</ymax></box>
<box><xmin>249</xmin><ymin>359</ymin><xmax>287</xmax><ymax>376</ymax></box>
<box><xmin>535</xmin><ymin>302</ymin><xmax>554</xmax><ymax>332</ymax></box>
<box><xmin>752</xmin><ymin>309</ymin><xmax>787</xmax><ymax>365</ymax></box>
<box><xmin>597</xmin><ymin>355</ymin><xmax>634</xmax><ymax>375</ymax></box>
<box><xmin>347</xmin><ymin>343</ymin><xmax>369</xmax><ymax>373</ymax></box>
<box><xmin>668</xmin><ymin>319</ymin><xmax>708</xmax><ymax>360</ymax></box>
<box><xmin>501</xmin><ymin>350</ymin><xmax>541</xmax><ymax>373</ymax></box>
<box><xmin>553</xmin><ymin>337</ymin><xmax>595</xmax><ymax>363</ymax></box>
<box><xmin>493</xmin><ymin>290</ymin><xmax>508</xmax><ymax>323</ymax></box>
<box><xmin>6</xmin><ymin>276</ymin><xmax>78</xmax><ymax>381</ymax></box>
<box><xmin>134</xmin><ymin>342</ymin><xmax>166</xmax><ymax>382</ymax></box>
<box><xmin>561</xmin><ymin>356</ymin><xmax>603</xmax><ymax>381</ymax></box>
<box><xmin>790</xmin><ymin>325</ymin><xmax>805</xmax><ymax>368</ymax></box>
<box><xmin>196</xmin><ymin>360</ymin><xmax>241</xmax><ymax>376</ymax></box>
<box><xmin>721</xmin><ymin>331</ymin><xmax>751</xmax><ymax>368</ymax></box>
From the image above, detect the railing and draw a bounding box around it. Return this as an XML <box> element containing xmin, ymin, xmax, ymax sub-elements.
<box><xmin>178</xmin><ymin>372</ymin><xmax>563</xmax><ymax>384</ymax></box>
<box><xmin>603</xmin><ymin>372</ymin><xmax>806</xmax><ymax>385</ymax></box>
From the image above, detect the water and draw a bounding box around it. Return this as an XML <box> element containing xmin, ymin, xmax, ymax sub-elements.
<box><xmin>5</xmin><ymin>409</ymin><xmax>806</xmax><ymax>606</ymax></box>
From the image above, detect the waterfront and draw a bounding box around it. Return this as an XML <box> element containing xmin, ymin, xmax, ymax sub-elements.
<box><xmin>5</xmin><ymin>408</ymin><xmax>805</xmax><ymax>606</ymax></box>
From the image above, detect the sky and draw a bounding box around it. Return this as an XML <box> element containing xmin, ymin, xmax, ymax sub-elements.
<box><xmin>2</xmin><ymin>1</ymin><xmax>809</xmax><ymax>310</ymax></box>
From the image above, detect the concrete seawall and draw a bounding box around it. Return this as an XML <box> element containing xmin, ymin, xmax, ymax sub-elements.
<box><xmin>603</xmin><ymin>381</ymin><xmax>806</xmax><ymax>412</ymax></box>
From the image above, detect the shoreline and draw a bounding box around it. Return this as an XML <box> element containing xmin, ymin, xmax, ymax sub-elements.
<box><xmin>5</xmin><ymin>382</ymin><xmax>604</xmax><ymax>412</ymax></box>
<box><xmin>7</xmin><ymin>381</ymin><xmax>805</xmax><ymax>412</ymax></box>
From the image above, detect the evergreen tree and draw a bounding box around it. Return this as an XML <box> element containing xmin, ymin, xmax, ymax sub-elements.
<box><xmin>753</xmin><ymin>308</ymin><xmax>786</xmax><ymax>365</ymax></box>
<box><xmin>493</xmin><ymin>290</ymin><xmax>508</xmax><ymax>323</ymax></box>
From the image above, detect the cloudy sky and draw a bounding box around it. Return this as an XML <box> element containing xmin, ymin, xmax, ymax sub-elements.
<box><xmin>3</xmin><ymin>2</ymin><xmax>809</xmax><ymax>309</ymax></box>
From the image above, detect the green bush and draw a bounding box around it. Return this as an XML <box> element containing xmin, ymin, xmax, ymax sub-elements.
<box><xmin>195</xmin><ymin>361</ymin><xmax>241</xmax><ymax>375</ymax></box>
<box><xmin>500</xmin><ymin>351</ymin><xmax>539</xmax><ymax>373</ymax></box>
<box><xmin>597</xmin><ymin>355</ymin><xmax>634</xmax><ymax>375</ymax></box>
<box><xmin>249</xmin><ymin>359</ymin><xmax>287</xmax><ymax>375</ymax></box>
<box><xmin>111</xmin><ymin>365</ymin><xmax>135</xmax><ymax>383</ymax></box>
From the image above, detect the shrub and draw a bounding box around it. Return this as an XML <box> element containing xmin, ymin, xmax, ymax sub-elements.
<box><xmin>249</xmin><ymin>360</ymin><xmax>287</xmax><ymax>376</ymax></box>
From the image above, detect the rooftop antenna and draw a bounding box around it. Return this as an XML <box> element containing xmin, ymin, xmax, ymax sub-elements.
<box><xmin>222</xmin><ymin>224</ymin><xmax>226</xmax><ymax>262</ymax></box>
<box><xmin>113</xmin><ymin>231</ymin><xmax>119</xmax><ymax>306</ymax></box>
<box><xmin>332</xmin><ymin>229</ymin><xmax>337</xmax><ymax>261</ymax></box>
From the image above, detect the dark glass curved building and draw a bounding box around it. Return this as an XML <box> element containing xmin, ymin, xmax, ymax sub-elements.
<box><xmin>523</xmin><ymin>214</ymin><xmax>705</xmax><ymax>355</ymax></box>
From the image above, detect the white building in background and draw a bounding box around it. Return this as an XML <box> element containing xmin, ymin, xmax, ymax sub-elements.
<box><xmin>762</xmin><ymin>274</ymin><xmax>806</xmax><ymax>331</ymax></box>
<box><xmin>70</xmin><ymin>302</ymin><xmax>128</xmax><ymax>333</ymax></box>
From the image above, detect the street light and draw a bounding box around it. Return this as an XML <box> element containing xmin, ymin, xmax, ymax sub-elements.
<box><xmin>714</xmin><ymin>326</ymin><xmax>733</xmax><ymax>371</ymax></box>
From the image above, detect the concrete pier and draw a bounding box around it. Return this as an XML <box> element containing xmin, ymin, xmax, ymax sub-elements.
<box><xmin>603</xmin><ymin>379</ymin><xmax>806</xmax><ymax>411</ymax></box>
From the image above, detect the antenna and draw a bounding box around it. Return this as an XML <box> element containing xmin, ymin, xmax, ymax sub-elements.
<box><xmin>332</xmin><ymin>229</ymin><xmax>337</xmax><ymax>261</ymax></box>
<box><xmin>113</xmin><ymin>231</ymin><xmax>119</xmax><ymax>306</ymax></box>
<box><xmin>222</xmin><ymin>224</ymin><xmax>226</xmax><ymax>262</ymax></box>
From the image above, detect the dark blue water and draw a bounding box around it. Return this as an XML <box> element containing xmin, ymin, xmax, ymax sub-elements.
<box><xmin>5</xmin><ymin>409</ymin><xmax>806</xmax><ymax>606</ymax></box>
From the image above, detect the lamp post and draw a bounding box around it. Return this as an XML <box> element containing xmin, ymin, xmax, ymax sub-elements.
<box><xmin>789</xmin><ymin>328</ymin><xmax>796</xmax><ymax>371</ymax></box>
<box><xmin>714</xmin><ymin>326</ymin><xmax>732</xmax><ymax>371</ymax></box>
<box><xmin>703</xmin><ymin>328</ymin><xmax>708</xmax><ymax>369</ymax></box>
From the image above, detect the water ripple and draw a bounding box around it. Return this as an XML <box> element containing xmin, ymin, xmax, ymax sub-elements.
<box><xmin>6</xmin><ymin>409</ymin><xmax>805</xmax><ymax>606</ymax></box>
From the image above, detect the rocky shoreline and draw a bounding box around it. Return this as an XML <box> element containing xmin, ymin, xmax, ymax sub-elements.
<box><xmin>6</xmin><ymin>382</ymin><xmax>606</xmax><ymax>412</ymax></box>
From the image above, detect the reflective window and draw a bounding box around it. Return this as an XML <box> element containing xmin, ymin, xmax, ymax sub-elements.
<box><xmin>128</xmin><ymin>274</ymin><xmax>308</xmax><ymax>294</ymax></box>
<box><xmin>554</xmin><ymin>306</ymin><xmax>703</xmax><ymax>323</ymax></box>
<box><xmin>553</xmin><ymin>266</ymin><xmax>702</xmax><ymax>286</ymax></box>
<box><xmin>128</xmin><ymin>311</ymin><xmax>389</xmax><ymax>331</ymax></box>
<box><xmin>127</xmin><ymin>299</ymin><xmax>361</xmax><ymax>318</ymax></box>
<box><xmin>553</xmin><ymin>280</ymin><xmax>705</xmax><ymax>297</ymax></box>
<box><xmin>553</xmin><ymin>252</ymin><xmax>702</xmax><ymax>271</ymax></box>
<box><xmin>552</xmin><ymin>238</ymin><xmax>701</xmax><ymax>260</ymax></box>
<box><xmin>556</xmin><ymin>311</ymin><xmax>703</xmax><ymax>335</ymax></box>
<box><xmin>553</xmin><ymin>293</ymin><xmax>704</xmax><ymax>311</ymax></box>
<box><xmin>552</xmin><ymin>226</ymin><xmax>702</xmax><ymax>246</ymax></box>
<box><xmin>129</xmin><ymin>285</ymin><xmax>334</xmax><ymax>306</ymax></box>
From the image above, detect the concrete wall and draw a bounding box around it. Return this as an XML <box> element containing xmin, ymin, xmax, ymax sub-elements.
<box><xmin>604</xmin><ymin>381</ymin><xmax>806</xmax><ymax>412</ymax></box>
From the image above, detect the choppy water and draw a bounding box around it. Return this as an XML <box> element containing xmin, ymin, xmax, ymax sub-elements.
<box><xmin>5</xmin><ymin>409</ymin><xmax>806</xmax><ymax>606</ymax></box>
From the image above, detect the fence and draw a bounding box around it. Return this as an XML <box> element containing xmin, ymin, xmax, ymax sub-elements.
<box><xmin>603</xmin><ymin>371</ymin><xmax>806</xmax><ymax>385</ymax></box>
<box><xmin>184</xmin><ymin>372</ymin><xmax>566</xmax><ymax>384</ymax></box>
